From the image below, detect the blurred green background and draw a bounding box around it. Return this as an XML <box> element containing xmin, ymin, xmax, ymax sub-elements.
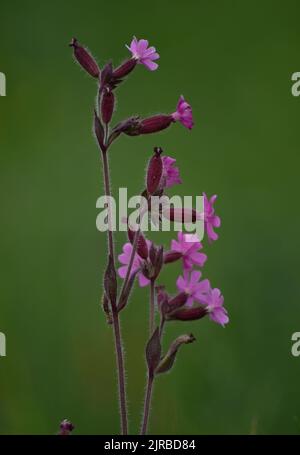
<box><xmin>1</xmin><ymin>0</ymin><xmax>300</xmax><ymax>435</ymax></box>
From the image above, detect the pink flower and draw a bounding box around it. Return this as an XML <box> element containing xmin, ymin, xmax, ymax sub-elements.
<box><xmin>118</xmin><ymin>242</ymin><xmax>150</xmax><ymax>287</ymax></box>
<box><xmin>172</xmin><ymin>96</ymin><xmax>194</xmax><ymax>129</ymax></box>
<box><xmin>171</xmin><ymin>232</ymin><xmax>207</xmax><ymax>270</ymax></box>
<box><xmin>176</xmin><ymin>270</ymin><xmax>210</xmax><ymax>307</ymax></box>
<box><xmin>126</xmin><ymin>37</ymin><xmax>159</xmax><ymax>71</ymax></box>
<box><xmin>161</xmin><ymin>156</ymin><xmax>182</xmax><ymax>188</ymax></box>
<box><xmin>203</xmin><ymin>193</ymin><xmax>221</xmax><ymax>242</ymax></box>
<box><xmin>204</xmin><ymin>288</ymin><xmax>229</xmax><ymax>327</ymax></box>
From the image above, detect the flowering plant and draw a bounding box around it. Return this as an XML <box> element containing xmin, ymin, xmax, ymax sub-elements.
<box><xmin>69</xmin><ymin>36</ymin><xmax>229</xmax><ymax>435</ymax></box>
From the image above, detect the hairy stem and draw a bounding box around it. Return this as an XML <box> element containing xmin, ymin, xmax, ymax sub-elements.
<box><xmin>140</xmin><ymin>278</ymin><xmax>157</xmax><ymax>435</ymax></box>
<box><xmin>150</xmin><ymin>279</ymin><xmax>155</xmax><ymax>335</ymax></box>
<box><xmin>100</xmin><ymin>124</ymin><xmax>128</xmax><ymax>434</ymax></box>
<box><xmin>140</xmin><ymin>374</ymin><xmax>154</xmax><ymax>435</ymax></box>
<box><xmin>101</xmin><ymin>149</ymin><xmax>115</xmax><ymax>266</ymax></box>
<box><xmin>112</xmin><ymin>309</ymin><xmax>128</xmax><ymax>435</ymax></box>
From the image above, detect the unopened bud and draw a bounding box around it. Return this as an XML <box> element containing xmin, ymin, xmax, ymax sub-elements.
<box><xmin>100</xmin><ymin>62</ymin><xmax>113</xmax><ymax>90</ymax></box>
<box><xmin>163</xmin><ymin>251</ymin><xmax>182</xmax><ymax>264</ymax></box>
<box><xmin>102</xmin><ymin>293</ymin><xmax>112</xmax><ymax>324</ymax></box>
<box><xmin>166</xmin><ymin>306</ymin><xmax>207</xmax><ymax>321</ymax></box>
<box><xmin>147</xmin><ymin>147</ymin><xmax>163</xmax><ymax>195</ymax></box>
<box><xmin>118</xmin><ymin>269</ymin><xmax>138</xmax><ymax>312</ymax></box>
<box><xmin>69</xmin><ymin>38</ymin><xmax>100</xmax><ymax>79</ymax></box>
<box><xmin>113</xmin><ymin>58</ymin><xmax>137</xmax><ymax>79</ymax></box>
<box><xmin>59</xmin><ymin>419</ymin><xmax>74</xmax><ymax>435</ymax></box>
<box><xmin>108</xmin><ymin>116</ymin><xmax>141</xmax><ymax>146</ymax></box>
<box><xmin>146</xmin><ymin>243</ymin><xmax>164</xmax><ymax>279</ymax></box>
<box><xmin>153</xmin><ymin>245</ymin><xmax>164</xmax><ymax>279</ymax></box>
<box><xmin>140</xmin><ymin>115</ymin><xmax>173</xmax><ymax>134</ymax></box>
<box><xmin>156</xmin><ymin>286</ymin><xmax>169</xmax><ymax>317</ymax></box>
<box><xmin>156</xmin><ymin>286</ymin><xmax>169</xmax><ymax>307</ymax></box>
<box><xmin>156</xmin><ymin>334</ymin><xmax>196</xmax><ymax>374</ymax></box>
<box><xmin>93</xmin><ymin>110</ymin><xmax>105</xmax><ymax>151</ymax></box>
<box><xmin>101</xmin><ymin>87</ymin><xmax>115</xmax><ymax>124</ymax></box>
<box><xmin>167</xmin><ymin>292</ymin><xmax>188</xmax><ymax>312</ymax></box>
<box><xmin>104</xmin><ymin>255</ymin><xmax>117</xmax><ymax>307</ymax></box>
<box><xmin>128</xmin><ymin>229</ymin><xmax>148</xmax><ymax>260</ymax></box>
<box><xmin>146</xmin><ymin>327</ymin><xmax>161</xmax><ymax>377</ymax></box>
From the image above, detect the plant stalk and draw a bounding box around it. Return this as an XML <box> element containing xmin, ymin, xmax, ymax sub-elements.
<box><xmin>100</xmin><ymin>124</ymin><xmax>128</xmax><ymax>435</ymax></box>
<box><xmin>140</xmin><ymin>373</ymin><xmax>154</xmax><ymax>435</ymax></box>
<box><xmin>140</xmin><ymin>278</ymin><xmax>157</xmax><ymax>435</ymax></box>
<box><xmin>150</xmin><ymin>278</ymin><xmax>155</xmax><ymax>335</ymax></box>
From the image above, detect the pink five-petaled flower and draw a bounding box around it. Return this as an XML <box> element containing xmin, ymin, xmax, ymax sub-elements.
<box><xmin>204</xmin><ymin>288</ymin><xmax>229</xmax><ymax>327</ymax></box>
<box><xmin>126</xmin><ymin>37</ymin><xmax>159</xmax><ymax>71</ymax></box>
<box><xmin>161</xmin><ymin>156</ymin><xmax>182</xmax><ymax>188</ymax></box>
<box><xmin>118</xmin><ymin>242</ymin><xmax>150</xmax><ymax>287</ymax></box>
<box><xmin>203</xmin><ymin>192</ymin><xmax>221</xmax><ymax>242</ymax></box>
<box><xmin>171</xmin><ymin>232</ymin><xmax>207</xmax><ymax>270</ymax></box>
<box><xmin>176</xmin><ymin>270</ymin><xmax>210</xmax><ymax>307</ymax></box>
<box><xmin>172</xmin><ymin>96</ymin><xmax>194</xmax><ymax>129</ymax></box>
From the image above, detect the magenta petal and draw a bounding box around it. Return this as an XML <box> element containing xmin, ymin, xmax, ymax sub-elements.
<box><xmin>190</xmin><ymin>251</ymin><xmax>207</xmax><ymax>267</ymax></box>
<box><xmin>118</xmin><ymin>266</ymin><xmax>128</xmax><ymax>279</ymax></box>
<box><xmin>209</xmin><ymin>308</ymin><xmax>229</xmax><ymax>326</ymax></box>
<box><xmin>176</xmin><ymin>275</ymin><xmax>186</xmax><ymax>291</ymax></box>
<box><xmin>186</xmin><ymin>296</ymin><xmax>194</xmax><ymax>307</ymax></box>
<box><xmin>137</xmin><ymin>39</ymin><xmax>149</xmax><ymax>54</ymax></box>
<box><xmin>213</xmin><ymin>215</ymin><xmax>221</xmax><ymax>228</ymax></box>
<box><xmin>142</xmin><ymin>59</ymin><xmax>158</xmax><ymax>71</ymax></box>
<box><xmin>118</xmin><ymin>253</ymin><xmax>129</xmax><ymax>264</ymax></box>
<box><xmin>190</xmin><ymin>270</ymin><xmax>202</xmax><ymax>285</ymax></box>
<box><xmin>138</xmin><ymin>273</ymin><xmax>150</xmax><ymax>287</ymax></box>
<box><xmin>206</xmin><ymin>223</ymin><xmax>218</xmax><ymax>241</ymax></box>
<box><xmin>130</xmin><ymin>37</ymin><xmax>138</xmax><ymax>53</ymax></box>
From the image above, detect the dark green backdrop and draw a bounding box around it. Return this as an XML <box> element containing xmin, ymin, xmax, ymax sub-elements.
<box><xmin>0</xmin><ymin>0</ymin><xmax>300</xmax><ymax>435</ymax></box>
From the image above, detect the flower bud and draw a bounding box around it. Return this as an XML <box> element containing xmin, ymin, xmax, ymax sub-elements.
<box><xmin>156</xmin><ymin>334</ymin><xmax>196</xmax><ymax>375</ymax></box>
<box><xmin>147</xmin><ymin>147</ymin><xmax>163</xmax><ymax>195</ymax></box>
<box><xmin>104</xmin><ymin>254</ymin><xmax>117</xmax><ymax>307</ymax></box>
<box><xmin>101</xmin><ymin>87</ymin><xmax>115</xmax><ymax>124</ymax></box>
<box><xmin>93</xmin><ymin>110</ymin><xmax>105</xmax><ymax>151</ymax></box>
<box><xmin>154</xmin><ymin>245</ymin><xmax>164</xmax><ymax>279</ymax></box>
<box><xmin>146</xmin><ymin>327</ymin><xmax>161</xmax><ymax>377</ymax></box>
<box><xmin>166</xmin><ymin>306</ymin><xmax>207</xmax><ymax>321</ymax></box>
<box><xmin>102</xmin><ymin>293</ymin><xmax>112</xmax><ymax>325</ymax></box>
<box><xmin>113</xmin><ymin>58</ymin><xmax>137</xmax><ymax>79</ymax></box>
<box><xmin>59</xmin><ymin>419</ymin><xmax>74</xmax><ymax>435</ymax></box>
<box><xmin>156</xmin><ymin>286</ymin><xmax>170</xmax><ymax>318</ymax></box>
<box><xmin>140</xmin><ymin>115</ymin><xmax>173</xmax><ymax>134</ymax></box>
<box><xmin>167</xmin><ymin>292</ymin><xmax>188</xmax><ymax>312</ymax></box>
<box><xmin>127</xmin><ymin>228</ymin><xmax>149</xmax><ymax>260</ymax></box>
<box><xmin>118</xmin><ymin>269</ymin><xmax>138</xmax><ymax>312</ymax></box>
<box><xmin>163</xmin><ymin>251</ymin><xmax>182</xmax><ymax>264</ymax></box>
<box><xmin>156</xmin><ymin>285</ymin><xmax>169</xmax><ymax>307</ymax></box>
<box><xmin>100</xmin><ymin>62</ymin><xmax>113</xmax><ymax>90</ymax></box>
<box><xmin>108</xmin><ymin>116</ymin><xmax>141</xmax><ymax>145</ymax></box>
<box><xmin>69</xmin><ymin>38</ymin><xmax>100</xmax><ymax>79</ymax></box>
<box><xmin>149</xmin><ymin>244</ymin><xmax>164</xmax><ymax>279</ymax></box>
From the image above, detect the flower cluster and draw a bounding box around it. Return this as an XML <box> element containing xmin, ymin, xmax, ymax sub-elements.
<box><xmin>118</xmin><ymin>151</ymin><xmax>228</xmax><ymax>327</ymax></box>
<box><xmin>71</xmin><ymin>34</ymin><xmax>228</xmax><ymax>436</ymax></box>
